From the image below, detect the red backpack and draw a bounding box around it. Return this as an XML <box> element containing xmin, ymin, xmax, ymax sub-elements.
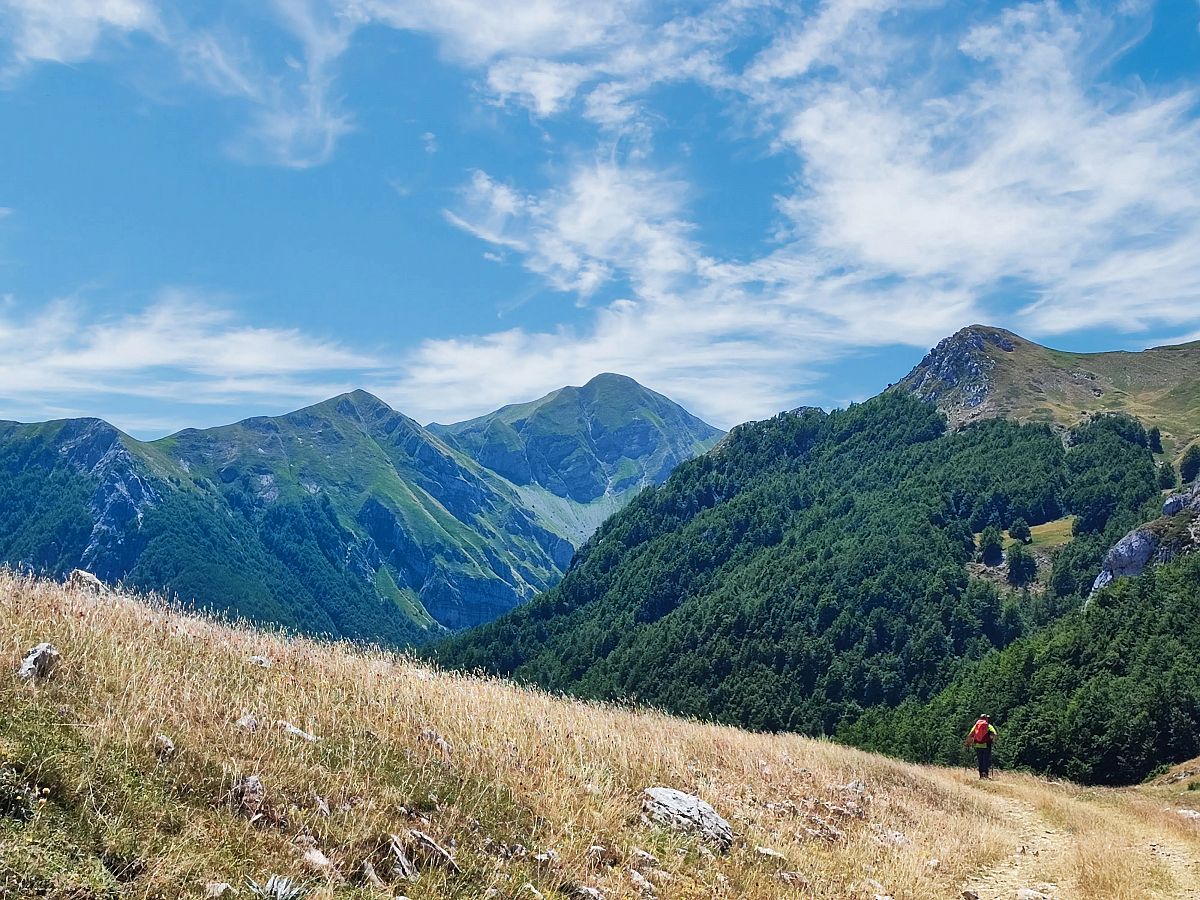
<box><xmin>970</xmin><ymin>719</ymin><xmax>990</xmax><ymax>744</ymax></box>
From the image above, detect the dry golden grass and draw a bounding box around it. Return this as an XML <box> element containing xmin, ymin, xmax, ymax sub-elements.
<box><xmin>3</xmin><ymin>571</ymin><xmax>1200</xmax><ymax>899</ymax></box>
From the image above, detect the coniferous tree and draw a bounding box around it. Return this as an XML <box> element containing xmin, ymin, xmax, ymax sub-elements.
<box><xmin>1182</xmin><ymin>445</ymin><xmax>1200</xmax><ymax>484</ymax></box>
<box><xmin>1006</xmin><ymin>542</ymin><xmax>1036</xmax><ymax>585</ymax></box>
<box><xmin>979</xmin><ymin>525</ymin><xmax>1004</xmax><ymax>565</ymax></box>
<box><xmin>1148</xmin><ymin>426</ymin><xmax>1163</xmax><ymax>454</ymax></box>
<box><xmin>1159</xmin><ymin>461</ymin><xmax>1178</xmax><ymax>490</ymax></box>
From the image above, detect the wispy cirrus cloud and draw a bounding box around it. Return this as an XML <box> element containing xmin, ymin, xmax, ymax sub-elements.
<box><xmin>0</xmin><ymin>0</ymin><xmax>161</xmax><ymax>72</ymax></box>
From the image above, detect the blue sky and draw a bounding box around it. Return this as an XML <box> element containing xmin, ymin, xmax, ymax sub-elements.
<box><xmin>1</xmin><ymin>0</ymin><xmax>1199</xmax><ymax>435</ymax></box>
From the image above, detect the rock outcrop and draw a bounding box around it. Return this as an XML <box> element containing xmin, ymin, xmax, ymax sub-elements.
<box><xmin>641</xmin><ymin>787</ymin><xmax>734</xmax><ymax>850</ymax></box>
<box><xmin>1091</xmin><ymin>528</ymin><xmax>1162</xmax><ymax>594</ymax></box>
<box><xmin>897</xmin><ymin>326</ymin><xmax>1017</xmax><ymax>420</ymax></box>
<box><xmin>1091</xmin><ymin>483</ymin><xmax>1200</xmax><ymax>595</ymax></box>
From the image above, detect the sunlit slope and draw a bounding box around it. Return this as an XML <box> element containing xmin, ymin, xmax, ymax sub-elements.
<box><xmin>5</xmin><ymin>572</ymin><xmax>1200</xmax><ymax>899</ymax></box>
<box><xmin>897</xmin><ymin>325</ymin><xmax>1200</xmax><ymax>457</ymax></box>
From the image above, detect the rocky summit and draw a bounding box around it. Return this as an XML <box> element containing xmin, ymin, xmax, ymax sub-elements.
<box><xmin>896</xmin><ymin>324</ymin><xmax>1200</xmax><ymax>459</ymax></box>
<box><xmin>0</xmin><ymin>380</ymin><xmax>719</xmax><ymax>644</ymax></box>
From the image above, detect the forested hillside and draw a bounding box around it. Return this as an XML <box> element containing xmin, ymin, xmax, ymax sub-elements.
<box><xmin>846</xmin><ymin>551</ymin><xmax>1200</xmax><ymax>785</ymax></box>
<box><xmin>435</xmin><ymin>394</ymin><xmax>1161</xmax><ymax>743</ymax></box>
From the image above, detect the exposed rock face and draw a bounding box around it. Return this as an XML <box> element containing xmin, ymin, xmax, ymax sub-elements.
<box><xmin>54</xmin><ymin>419</ymin><xmax>162</xmax><ymax>581</ymax></box>
<box><xmin>1163</xmin><ymin>482</ymin><xmax>1200</xmax><ymax>518</ymax></box>
<box><xmin>1091</xmin><ymin>528</ymin><xmax>1161</xmax><ymax>594</ymax></box>
<box><xmin>641</xmin><ymin>787</ymin><xmax>733</xmax><ymax>850</ymax></box>
<box><xmin>1091</xmin><ymin>484</ymin><xmax>1200</xmax><ymax>595</ymax></box>
<box><xmin>898</xmin><ymin>326</ymin><xmax>1016</xmax><ymax>418</ymax></box>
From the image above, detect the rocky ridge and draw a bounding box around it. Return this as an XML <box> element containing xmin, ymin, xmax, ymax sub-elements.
<box><xmin>0</xmin><ymin>381</ymin><xmax>717</xmax><ymax>642</ymax></box>
<box><xmin>895</xmin><ymin>325</ymin><xmax>1017</xmax><ymax>425</ymax></box>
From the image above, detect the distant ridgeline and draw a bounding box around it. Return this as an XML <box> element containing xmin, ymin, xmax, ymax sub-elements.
<box><xmin>0</xmin><ymin>375</ymin><xmax>722</xmax><ymax>645</ymax></box>
<box><xmin>438</xmin><ymin>326</ymin><xmax>1200</xmax><ymax>785</ymax></box>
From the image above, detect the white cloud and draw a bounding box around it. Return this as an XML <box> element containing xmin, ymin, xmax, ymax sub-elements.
<box><xmin>486</xmin><ymin>57</ymin><xmax>593</xmax><ymax>116</ymax></box>
<box><xmin>745</xmin><ymin>0</ymin><xmax>891</xmax><ymax>83</ymax></box>
<box><xmin>0</xmin><ymin>0</ymin><xmax>160</xmax><ymax>70</ymax></box>
<box><xmin>0</xmin><ymin>292</ymin><xmax>380</xmax><ymax>426</ymax></box>
<box><xmin>4</xmin><ymin>0</ymin><xmax>1200</xmax><ymax>429</ymax></box>
<box><xmin>763</xmin><ymin>3</ymin><xmax>1200</xmax><ymax>334</ymax></box>
<box><xmin>425</xmin><ymin>154</ymin><xmax>979</xmax><ymax>427</ymax></box>
<box><xmin>348</xmin><ymin>0</ymin><xmax>637</xmax><ymax>63</ymax></box>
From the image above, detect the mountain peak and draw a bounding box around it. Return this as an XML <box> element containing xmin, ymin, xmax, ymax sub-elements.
<box><xmin>582</xmin><ymin>372</ymin><xmax>641</xmax><ymax>389</ymax></box>
<box><xmin>896</xmin><ymin>324</ymin><xmax>1021</xmax><ymax>417</ymax></box>
<box><xmin>431</xmin><ymin>374</ymin><xmax>723</xmax><ymax>513</ymax></box>
<box><xmin>897</xmin><ymin>325</ymin><xmax>1200</xmax><ymax>451</ymax></box>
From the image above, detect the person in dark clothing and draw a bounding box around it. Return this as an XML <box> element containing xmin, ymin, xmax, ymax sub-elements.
<box><xmin>965</xmin><ymin>714</ymin><xmax>997</xmax><ymax>778</ymax></box>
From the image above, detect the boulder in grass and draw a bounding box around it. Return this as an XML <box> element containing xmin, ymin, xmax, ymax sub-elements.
<box><xmin>301</xmin><ymin>847</ymin><xmax>334</xmax><ymax>876</ymax></box>
<box><xmin>386</xmin><ymin>834</ymin><xmax>419</xmax><ymax>881</ymax></box>
<box><xmin>153</xmin><ymin>734</ymin><xmax>176</xmax><ymax>760</ymax></box>
<box><xmin>232</xmin><ymin>775</ymin><xmax>266</xmax><ymax>820</ymax></box>
<box><xmin>641</xmin><ymin>787</ymin><xmax>733</xmax><ymax>851</ymax></box>
<box><xmin>235</xmin><ymin>711</ymin><xmax>260</xmax><ymax>732</ymax></box>
<box><xmin>67</xmin><ymin>569</ymin><xmax>107</xmax><ymax>594</ymax></box>
<box><xmin>18</xmin><ymin>643</ymin><xmax>60</xmax><ymax>682</ymax></box>
<box><xmin>247</xmin><ymin>655</ymin><xmax>272</xmax><ymax>669</ymax></box>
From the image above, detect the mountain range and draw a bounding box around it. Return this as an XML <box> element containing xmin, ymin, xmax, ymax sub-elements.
<box><xmin>0</xmin><ymin>374</ymin><xmax>721</xmax><ymax>643</ymax></box>
<box><xmin>437</xmin><ymin>325</ymin><xmax>1200</xmax><ymax>785</ymax></box>
<box><xmin>6</xmin><ymin>323</ymin><xmax>1200</xmax><ymax>782</ymax></box>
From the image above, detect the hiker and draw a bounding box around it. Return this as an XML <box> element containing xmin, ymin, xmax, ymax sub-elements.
<box><xmin>965</xmin><ymin>714</ymin><xmax>997</xmax><ymax>779</ymax></box>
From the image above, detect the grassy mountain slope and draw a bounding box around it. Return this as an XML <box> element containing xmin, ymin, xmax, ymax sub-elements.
<box><xmin>430</xmin><ymin>374</ymin><xmax>724</xmax><ymax>544</ymax></box>
<box><xmin>6</xmin><ymin>573</ymin><xmax>1200</xmax><ymax>900</ymax></box>
<box><xmin>896</xmin><ymin>325</ymin><xmax>1200</xmax><ymax>457</ymax></box>
<box><xmin>0</xmin><ymin>393</ymin><xmax>571</xmax><ymax>643</ymax></box>
<box><xmin>152</xmin><ymin>390</ymin><xmax>573</xmax><ymax>631</ymax></box>
<box><xmin>0</xmin><ymin>381</ymin><xmax>718</xmax><ymax>643</ymax></box>
<box><xmin>435</xmin><ymin>394</ymin><xmax>1160</xmax><ymax>738</ymax></box>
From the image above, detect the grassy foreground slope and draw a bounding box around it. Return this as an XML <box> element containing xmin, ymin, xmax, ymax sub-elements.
<box><xmin>897</xmin><ymin>325</ymin><xmax>1200</xmax><ymax>457</ymax></box>
<box><xmin>6</xmin><ymin>575</ymin><xmax>1200</xmax><ymax>900</ymax></box>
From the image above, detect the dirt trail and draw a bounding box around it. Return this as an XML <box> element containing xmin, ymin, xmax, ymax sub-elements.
<box><xmin>1144</xmin><ymin>835</ymin><xmax>1200</xmax><ymax>900</ymax></box>
<box><xmin>958</xmin><ymin>781</ymin><xmax>1200</xmax><ymax>900</ymax></box>
<box><xmin>960</xmin><ymin>787</ymin><xmax>1066</xmax><ymax>900</ymax></box>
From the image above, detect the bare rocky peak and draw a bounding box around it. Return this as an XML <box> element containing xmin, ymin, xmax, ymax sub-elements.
<box><xmin>898</xmin><ymin>325</ymin><xmax>1020</xmax><ymax>411</ymax></box>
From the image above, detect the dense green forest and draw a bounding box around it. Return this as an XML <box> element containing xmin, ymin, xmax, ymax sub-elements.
<box><xmin>436</xmin><ymin>394</ymin><xmax>1165</xmax><ymax>771</ymax></box>
<box><xmin>0</xmin><ymin>433</ymin><xmax>97</xmax><ymax>573</ymax></box>
<box><xmin>845</xmin><ymin>551</ymin><xmax>1200</xmax><ymax>785</ymax></box>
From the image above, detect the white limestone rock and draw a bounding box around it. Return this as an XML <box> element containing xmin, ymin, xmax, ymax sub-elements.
<box><xmin>641</xmin><ymin>787</ymin><xmax>733</xmax><ymax>850</ymax></box>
